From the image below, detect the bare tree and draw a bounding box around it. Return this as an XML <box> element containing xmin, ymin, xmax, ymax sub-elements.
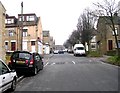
<box><xmin>77</xmin><ymin>9</ymin><xmax>95</xmax><ymax>52</ymax></box>
<box><xmin>63</xmin><ymin>30</ymin><xmax>81</xmax><ymax>48</ymax></box>
<box><xmin>93</xmin><ymin>0</ymin><xmax>120</xmax><ymax>56</ymax></box>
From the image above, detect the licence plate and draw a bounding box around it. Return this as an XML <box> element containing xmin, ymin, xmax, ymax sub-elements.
<box><xmin>16</xmin><ymin>61</ymin><xmax>25</xmax><ymax>63</ymax></box>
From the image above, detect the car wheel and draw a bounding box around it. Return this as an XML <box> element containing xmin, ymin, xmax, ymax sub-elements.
<box><xmin>10</xmin><ymin>79</ymin><xmax>16</xmax><ymax>91</ymax></box>
<box><xmin>40</xmin><ymin>63</ymin><xmax>43</xmax><ymax>70</ymax></box>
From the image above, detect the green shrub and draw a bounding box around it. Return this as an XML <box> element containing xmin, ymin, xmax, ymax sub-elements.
<box><xmin>107</xmin><ymin>56</ymin><xmax>120</xmax><ymax>66</ymax></box>
<box><xmin>106</xmin><ymin>50</ymin><xmax>116</xmax><ymax>56</ymax></box>
<box><xmin>88</xmin><ymin>51</ymin><xmax>102</xmax><ymax>57</ymax></box>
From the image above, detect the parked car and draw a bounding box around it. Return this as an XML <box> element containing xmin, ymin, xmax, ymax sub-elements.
<box><xmin>67</xmin><ymin>49</ymin><xmax>73</xmax><ymax>53</ymax></box>
<box><xmin>53</xmin><ymin>50</ymin><xmax>59</xmax><ymax>54</ymax></box>
<box><xmin>9</xmin><ymin>51</ymin><xmax>44</xmax><ymax>75</ymax></box>
<box><xmin>0</xmin><ymin>59</ymin><xmax>17</xmax><ymax>92</ymax></box>
<box><xmin>58</xmin><ymin>50</ymin><xmax>64</xmax><ymax>54</ymax></box>
<box><xmin>73</xmin><ymin>44</ymin><xmax>86</xmax><ymax>56</ymax></box>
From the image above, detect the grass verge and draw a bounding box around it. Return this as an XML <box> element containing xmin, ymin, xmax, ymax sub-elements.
<box><xmin>107</xmin><ymin>56</ymin><xmax>120</xmax><ymax>66</ymax></box>
<box><xmin>87</xmin><ymin>51</ymin><xmax>103</xmax><ymax>57</ymax></box>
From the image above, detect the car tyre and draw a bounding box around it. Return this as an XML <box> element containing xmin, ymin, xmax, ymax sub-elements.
<box><xmin>40</xmin><ymin>63</ymin><xmax>43</xmax><ymax>70</ymax></box>
<box><xmin>10</xmin><ymin>79</ymin><xmax>16</xmax><ymax>91</ymax></box>
<box><xmin>41</xmin><ymin>65</ymin><xmax>43</xmax><ymax>70</ymax></box>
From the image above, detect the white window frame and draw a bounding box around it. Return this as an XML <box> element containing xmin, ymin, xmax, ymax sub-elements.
<box><xmin>112</xmin><ymin>27</ymin><xmax>118</xmax><ymax>36</ymax></box>
<box><xmin>9</xmin><ymin>30</ymin><xmax>14</xmax><ymax>36</ymax></box>
<box><xmin>23</xmin><ymin>29</ymin><xmax>28</xmax><ymax>37</ymax></box>
<box><xmin>118</xmin><ymin>40</ymin><xmax>120</xmax><ymax>48</ymax></box>
<box><xmin>26</xmin><ymin>16</ymin><xmax>35</xmax><ymax>21</ymax></box>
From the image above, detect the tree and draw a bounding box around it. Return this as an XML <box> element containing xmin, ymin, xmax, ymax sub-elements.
<box><xmin>63</xmin><ymin>30</ymin><xmax>81</xmax><ymax>48</ymax></box>
<box><xmin>93</xmin><ymin>0</ymin><xmax>120</xmax><ymax>56</ymax></box>
<box><xmin>77</xmin><ymin>9</ymin><xmax>95</xmax><ymax>52</ymax></box>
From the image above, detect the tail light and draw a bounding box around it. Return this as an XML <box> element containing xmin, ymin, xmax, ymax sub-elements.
<box><xmin>30</xmin><ymin>59</ymin><xmax>34</xmax><ymax>64</ymax></box>
<box><xmin>25</xmin><ymin>60</ymin><xmax>29</xmax><ymax>64</ymax></box>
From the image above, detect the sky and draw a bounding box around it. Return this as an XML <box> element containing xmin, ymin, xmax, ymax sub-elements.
<box><xmin>1</xmin><ymin>0</ymin><xmax>118</xmax><ymax>45</ymax></box>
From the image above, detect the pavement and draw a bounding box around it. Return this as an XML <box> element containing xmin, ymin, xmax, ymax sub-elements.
<box><xmin>98</xmin><ymin>55</ymin><xmax>111</xmax><ymax>62</ymax></box>
<box><xmin>90</xmin><ymin>55</ymin><xmax>111</xmax><ymax>63</ymax></box>
<box><xmin>43</xmin><ymin>54</ymin><xmax>54</xmax><ymax>62</ymax></box>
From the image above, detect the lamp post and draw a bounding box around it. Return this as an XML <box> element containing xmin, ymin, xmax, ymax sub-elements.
<box><xmin>20</xmin><ymin>1</ymin><xmax>23</xmax><ymax>50</ymax></box>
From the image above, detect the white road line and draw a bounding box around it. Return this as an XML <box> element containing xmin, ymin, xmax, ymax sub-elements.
<box><xmin>44</xmin><ymin>62</ymin><xmax>49</xmax><ymax>67</ymax></box>
<box><xmin>51</xmin><ymin>63</ymin><xmax>55</xmax><ymax>65</ymax></box>
<box><xmin>89</xmin><ymin>60</ymin><xmax>92</xmax><ymax>62</ymax></box>
<box><xmin>100</xmin><ymin>61</ymin><xmax>120</xmax><ymax>68</ymax></box>
<box><xmin>101</xmin><ymin>62</ymin><xmax>106</xmax><ymax>64</ymax></box>
<box><xmin>72</xmin><ymin>61</ymin><xmax>76</xmax><ymax>64</ymax></box>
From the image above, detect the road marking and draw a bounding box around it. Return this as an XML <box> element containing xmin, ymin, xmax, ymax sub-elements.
<box><xmin>101</xmin><ymin>62</ymin><xmax>106</xmax><ymax>64</ymax></box>
<box><xmin>44</xmin><ymin>62</ymin><xmax>49</xmax><ymax>67</ymax></box>
<box><xmin>100</xmin><ymin>61</ymin><xmax>120</xmax><ymax>68</ymax></box>
<box><xmin>72</xmin><ymin>61</ymin><xmax>76</xmax><ymax>64</ymax></box>
<box><xmin>89</xmin><ymin>60</ymin><xmax>92</xmax><ymax>62</ymax></box>
<box><xmin>51</xmin><ymin>63</ymin><xmax>55</xmax><ymax>65</ymax></box>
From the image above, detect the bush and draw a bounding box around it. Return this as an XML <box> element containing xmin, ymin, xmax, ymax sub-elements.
<box><xmin>106</xmin><ymin>50</ymin><xmax>116</xmax><ymax>56</ymax></box>
<box><xmin>107</xmin><ymin>56</ymin><xmax>120</xmax><ymax>66</ymax></box>
<box><xmin>88</xmin><ymin>51</ymin><xmax>102</xmax><ymax>57</ymax></box>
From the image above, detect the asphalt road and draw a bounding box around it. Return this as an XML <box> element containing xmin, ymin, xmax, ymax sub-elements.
<box><xmin>14</xmin><ymin>53</ymin><xmax>119</xmax><ymax>92</ymax></box>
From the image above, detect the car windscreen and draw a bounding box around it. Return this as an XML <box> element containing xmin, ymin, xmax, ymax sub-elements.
<box><xmin>76</xmin><ymin>47</ymin><xmax>84</xmax><ymax>50</ymax></box>
<box><xmin>12</xmin><ymin>53</ymin><xmax>31</xmax><ymax>60</ymax></box>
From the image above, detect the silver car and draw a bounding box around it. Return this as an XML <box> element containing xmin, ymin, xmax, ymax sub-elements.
<box><xmin>0</xmin><ymin>59</ymin><xmax>17</xmax><ymax>92</ymax></box>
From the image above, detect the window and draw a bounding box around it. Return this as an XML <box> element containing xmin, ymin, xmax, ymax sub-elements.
<box><xmin>112</xmin><ymin>27</ymin><xmax>118</xmax><ymax>36</ymax></box>
<box><xmin>91</xmin><ymin>44</ymin><xmax>96</xmax><ymax>49</ymax></box>
<box><xmin>31</xmin><ymin>41</ymin><xmax>35</xmax><ymax>46</ymax></box>
<box><xmin>118</xmin><ymin>40</ymin><xmax>120</xmax><ymax>48</ymax></box>
<box><xmin>5</xmin><ymin>19</ymin><xmax>14</xmax><ymax>24</ymax></box>
<box><xmin>19</xmin><ymin>16</ymin><xmax>24</xmax><ymax>21</ymax></box>
<box><xmin>0</xmin><ymin>61</ymin><xmax>2</xmax><ymax>75</ymax></box>
<box><xmin>23</xmin><ymin>29</ymin><xmax>28</xmax><ymax>37</ymax></box>
<box><xmin>0</xmin><ymin>61</ymin><xmax>9</xmax><ymax>74</ymax></box>
<box><xmin>27</xmin><ymin>16</ymin><xmax>35</xmax><ymax>21</ymax></box>
<box><xmin>76</xmin><ymin>47</ymin><xmax>84</xmax><ymax>50</ymax></box>
<box><xmin>5</xmin><ymin>42</ymin><xmax>8</xmax><ymax>46</ymax></box>
<box><xmin>5</xmin><ymin>42</ymin><xmax>8</xmax><ymax>50</ymax></box>
<box><xmin>35</xmin><ymin>55</ymin><xmax>40</xmax><ymax>61</ymax></box>
<box><xmin>9</xmin><ymin>30</ymin><xmax>14</xmax><ymax>36</ymax></box>
<box><xmin>18</xmin><ymin>53</ymin><xmax>30</xmax><ymax>60</ymax></box>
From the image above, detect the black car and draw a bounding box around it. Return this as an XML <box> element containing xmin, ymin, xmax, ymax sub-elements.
<box><xmin>9</xmin><ymin>51</ymin><xmax>43</xmax><ymax>75</ymax></box>
<box><xmin>58</xmin><ymin>50</ymin><xmax>64</xmax><ymax>54</ymax></box>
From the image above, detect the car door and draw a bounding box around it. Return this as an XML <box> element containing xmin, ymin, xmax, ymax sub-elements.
<box><xmin>0</xmin><ymin>60</ymin><xmax>12</xmax><ymax>92</ymax></box>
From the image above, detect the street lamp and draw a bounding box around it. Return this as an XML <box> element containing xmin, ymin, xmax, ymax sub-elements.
<box><xmin>20</xmin><ymin>1</ymin><xmax>23</xmax><ymax>50</ymax></box>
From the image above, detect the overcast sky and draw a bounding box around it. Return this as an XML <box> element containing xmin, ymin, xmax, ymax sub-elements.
<box><xmin>1</xmin><ymin>0</ymin><xmax>119</xmax><ymax>45</ymax></box>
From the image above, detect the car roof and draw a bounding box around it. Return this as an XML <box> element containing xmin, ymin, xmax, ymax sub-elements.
<box><xmin>13</xmin><ymin>51</ymin><xmax>31</xmax><ymax>54</ymax></box>
<box><xmin>12</xmin><ymin>51</ymin><xmax>42</xmax><ymax>56</ymax></box>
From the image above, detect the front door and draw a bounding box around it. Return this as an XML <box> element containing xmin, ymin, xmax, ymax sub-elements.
<box><xmin>108</xmin><ymin>40</ymin><xmax>113</xmax><ymax>50</ymax></box>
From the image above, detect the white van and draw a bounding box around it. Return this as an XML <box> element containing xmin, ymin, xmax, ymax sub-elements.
<box><xmin>73</xmin><ymin>44</ymin><xmax>86</xmax><ymax>56</ymax></box>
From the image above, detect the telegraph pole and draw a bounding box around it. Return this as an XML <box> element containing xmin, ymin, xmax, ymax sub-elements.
<box><xmin>20</xmin><ymin>2</ymin><xmax>23</xmax><ymax>50</ymax></box>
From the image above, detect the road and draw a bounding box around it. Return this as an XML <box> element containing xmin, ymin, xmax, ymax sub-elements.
<box><xmin>14</xmin><ymin>53</ymin><xmax>119</xmax><ymax>92</ymax></box>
